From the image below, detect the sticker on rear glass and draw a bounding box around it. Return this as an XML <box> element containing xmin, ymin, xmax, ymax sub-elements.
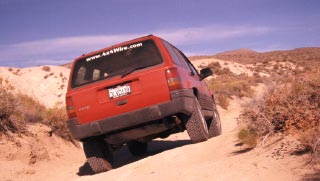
<box><xmin>86</xmin><ymin>42</ymin><xmax>143</xmax><ymax>62</ymax></box>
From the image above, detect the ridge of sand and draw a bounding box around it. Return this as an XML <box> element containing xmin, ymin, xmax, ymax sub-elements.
<box><xmin>0</xmin><ymin>66</ymin><xmax>70</xmax><ymax>108</ymax></box>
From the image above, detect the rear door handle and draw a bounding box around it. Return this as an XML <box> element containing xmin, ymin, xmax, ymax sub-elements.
<box><xmin>115</xmin><ymin>99</ymin><xmax>128</xmax><ymax>106</ymax></box>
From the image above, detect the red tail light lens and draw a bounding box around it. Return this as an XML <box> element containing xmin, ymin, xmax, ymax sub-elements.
<box><xmin>165</xmin><ymin>68</ymin><xmax>182</xmax><ymax>91</ymax></box>
<box><xmin>66</xmin><ymin>96</ymin><xmax>77</xmax><ymax>118</ymax></box>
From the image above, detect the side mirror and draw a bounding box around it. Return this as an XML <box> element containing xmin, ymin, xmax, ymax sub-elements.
<box><xmin>199</xmin><ymin>67</ymin><xmax>212</xmax><ymax>80</ymax></box>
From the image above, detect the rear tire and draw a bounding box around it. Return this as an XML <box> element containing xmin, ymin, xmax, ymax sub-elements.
<box><xmin>208</xmin><ymin>105</ymin><xmax>222</xmax><ymax>138</ymax></box>
<box><xmin>186</xmin><ymin>98</ymin><xmax>209</xmax><ymax>143</ymax></box>
<box><xmin>83</xmin><ymin>138</ymin><xmax>113</xmax><ymax>174</ymax></box>
<box><xmin>127</xmin><ymin>141</ymin><xmax>148</xmax><ymax>156</ymax></box>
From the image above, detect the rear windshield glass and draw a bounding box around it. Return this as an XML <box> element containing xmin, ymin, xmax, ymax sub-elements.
<box><xmin>71</xmin><ymin>39</ymin><xmax>163</xmax><ymax>88</ymax></box>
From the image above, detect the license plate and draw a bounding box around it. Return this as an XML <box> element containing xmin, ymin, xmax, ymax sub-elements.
<box><xmin>108</xmin><ymin>84</ymin><xmax>131</xmax><ymax>99</ymax></box>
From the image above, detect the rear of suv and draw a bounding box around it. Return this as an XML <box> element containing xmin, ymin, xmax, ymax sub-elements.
<box><xmin>66</xmin><ymin>35</ymin><xmax>221</xmax><ymax>173</ymax></box>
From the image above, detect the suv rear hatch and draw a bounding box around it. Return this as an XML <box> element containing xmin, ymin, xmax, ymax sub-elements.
<box><xmin>67</xmin><ymin>39</ymin><xmax>171</xmax><ymax>124</ymax></box>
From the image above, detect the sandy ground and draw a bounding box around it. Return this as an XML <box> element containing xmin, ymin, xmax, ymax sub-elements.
<box><xmin>1</xmin><ymin>97</ymin><xmax>310</xmax><ymax>181</ymax></box>
<box><xmin>0</xmin><ymin>59</ymin><xmax>316</xmax><ymax>181</ymax></box>
<box><xmin>70</xmin><ymin>96</ymin><xmax>310</xmax><ymax>181</ymax></box>
<box><xmin>192</xmin><ymin>58</ymin><xmax>254</xmax><ymax>76</ymax></box>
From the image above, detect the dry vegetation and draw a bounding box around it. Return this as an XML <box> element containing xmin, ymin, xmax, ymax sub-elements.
<box><xmin>42</xmin><ymin>65</ymin><xmax>51</xmax><ymax>72</ymax></box>
<box><xmin>229</xmin><ymin>50</ymin><xmax>320</xmax><ymax>164</ymax></box>
<box><xmin>0</xmin><ymin>77</ymin><xmax>75</xmax><ymax>145</ymax></box>
<box><xmin>205</xmin><ymin>61</ymin><xmax>262</xmax><ymax>109</ymax></box>
<box><xmin>242</xmin><ymin>67</ymin><xmax>319</xmax><ymax>162</ymax></box>
<box><xmin>195</xmin><ymin>47</ymin><xmax>320</xmax><ymax>166</ymax></box>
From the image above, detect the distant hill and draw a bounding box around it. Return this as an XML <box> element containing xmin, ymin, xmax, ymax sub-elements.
<box><xmin>189</xmin><ymin>47</ymin><xmax>320</xmax><ymax>64</ymax></box>
<box><xmin>61</xmin><ymin>63</ymin><xmax>72</xmax><ymax>69</ymax></box>
<box><xmin>215</xmin><ymin>48</ymin><xmax>259</xmax><ymax>56</ymax></box>
<box><xmin>211</xmin><ymin>47</ymin><xmax>320</xmax><ymax>64</ymax></box>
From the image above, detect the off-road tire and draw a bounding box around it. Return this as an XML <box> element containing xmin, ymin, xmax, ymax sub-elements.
<box><xmin>186</xmin><ymin>98</ymin><xmax>209</xmax><ymax>143</ymax></box>
<box><xmin>208</xmin><ymin>105</ymin><xmax>222</xmax><ymax>138</ymax></box>
<box><xmin>127</xmin><ymin>141</ymin><xmax>148</xmax><ymax>156</ymax></box>
<box><xmin>83</xmin><ymin>139</ymin><xmax>113</xmax><ymax>174</ymax></box>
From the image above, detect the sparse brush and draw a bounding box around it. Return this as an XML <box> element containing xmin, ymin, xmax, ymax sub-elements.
<box><xmin>300</xmin><ymin>127</ymin><xmax>320</xmax><ymax>163</ymax></box>
<box><xmin>16</xmin><ymin>94</ymin><xmax>46</xmax><ymax>123</ymax></box>
<box><xmin>209</xmin><ymin>74</ymin><xmax>255</xmax><ymax>98</ymax></box>
<box><xmin>0</xmin><ymin>77</ymin><xmax>25</xmax><ymax>134</ymax></box>
<box><xmin>44</xmin><ymin>105</ymin><xmax>77</xmax><ymax>146</ymax></box>
<box><xmin>216</xmin><ymin>94</ymin><xmax>229</xmax><ymax>109</ymax></box>
<box><xmin>240</xmin><ymin>66</ymin><xmax>320</xmax><ymax>161</ymax></box>
<box><xmin>207</xmin><ymin>62</ymin><xmax>221</xmax><ymax>74</ymax></box>
<box><xmin>238</xmin><ymin>128</ymin><xmax>258</xmax><ymax>147</ymax></box>
<box><xmin>0</xmin><ymin>77</ymin><xmax>76</xmax><ymax>144</ymax></box>
<box><xmin>42</xmin><ymin>66</ymin><xmax>51</xmax><ymax>72</ymax></box>
<box><xmin>12</xmin><ymin>69</ymin><xmax>21</xmax><ymax>76</ymax></box>
<box><xmin>207</xmin><ymin>66</ymin><xmax>258</xmax><ymax>109</ymax></box>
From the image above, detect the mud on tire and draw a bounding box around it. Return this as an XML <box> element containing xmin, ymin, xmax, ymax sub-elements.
<box><xmin>83</xmin><ymin>139</ymin><xmax>113</xmax><ymax>174</ymax></box>
<box><xmin>127</xmin><ymin>141</ymin><xmax>148</xmax><ymax>156</ymax></box>
<box><xmin>186</xmin><ymin>98</ymin><xmax>209</xmax><ymax>143</ymax></box>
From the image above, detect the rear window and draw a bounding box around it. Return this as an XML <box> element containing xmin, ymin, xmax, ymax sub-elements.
<box><xmin>71</xmin><ymin>39</ymin><xmax>163</xmax><ymax>88</ymax></box>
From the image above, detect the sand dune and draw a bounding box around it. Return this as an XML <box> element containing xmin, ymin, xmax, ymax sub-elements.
<box><xmin>0</xmin><ymin>66</ymin><xmax>70</xmax><ymax>108</ymax></box>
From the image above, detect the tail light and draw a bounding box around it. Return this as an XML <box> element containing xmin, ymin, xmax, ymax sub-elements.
<box><xmin>165</xmin><ymin>68</ymin><xmax>182</xmax><ymax>91</ymax></box>
<box><xmin>66</xmin><ymin>96</ymin><xmax>77</xmax><ymax>118</ymax></box>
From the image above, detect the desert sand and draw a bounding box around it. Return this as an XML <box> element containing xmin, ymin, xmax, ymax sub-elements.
<box><xmin>0</xmin><ymin>59</ymin><xmax>314</xmax><ymax>181</ymax></box>
<box><xmin>0</xmin><ymin>66</ymin><xmax>69</xmax><ymax>108</ymax></box>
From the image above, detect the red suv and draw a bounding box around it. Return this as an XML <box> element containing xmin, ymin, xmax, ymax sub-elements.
<box><xmin>66</xmin><ymin>35</ymin><xmax>221</xmax><ymax>173</ymax></box>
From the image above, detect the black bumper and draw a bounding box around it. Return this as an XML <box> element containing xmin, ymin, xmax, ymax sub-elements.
<box><xmin>67</xmin><ymin>89</ymin><xmax>195</xmax><ymax>141</ymax></box>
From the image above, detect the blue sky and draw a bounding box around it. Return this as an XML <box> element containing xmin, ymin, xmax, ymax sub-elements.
<box><xmin>0</xmin><ymin>0</ymin><xmax>319</xmax><ymax>67</ymax></box>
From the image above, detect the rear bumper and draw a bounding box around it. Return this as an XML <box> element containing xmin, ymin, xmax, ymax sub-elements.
<box><xmin>67</xmin><ymin>89</ymin><xmax>195</xmax><ymax>141</ymax></box>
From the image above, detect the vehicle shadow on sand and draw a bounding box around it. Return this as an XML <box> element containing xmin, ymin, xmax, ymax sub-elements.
<box><xmin>77</xmin><ymin>139</ymin><xmax>192</xmax><ymax>176</ymax></box>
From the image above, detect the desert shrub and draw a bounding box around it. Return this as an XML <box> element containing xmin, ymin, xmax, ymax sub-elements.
<box><xmin>300</xmin><ymin>127</ymin><xmax>320</xmax><ymax>163</ymax></box>
<box><xmin>219</xmin><ymin>67</ymin><xmax>232</xmax><ymax>75</ymax></box>
<box><xmin>42</xmin><ymin>66</ymin><xmax>51</xmax><ymax>72</ymax></box>
<box><xmin>217</xmin><ymin>94</ymin><xmax>229</xmax><ymax>109</ymax></box>
<box><xmin>59</xmin><ymin>84</ymin><xmax>65</xmax><ymax>90</ymax></box>
<box><xmin>207</xmin><ymin>62</ymin><xmax>221</xmax><ymax>74</ymax></box>
<box><xmin>207</xmin><ymin>64</ymin><xmax>257</xmax><ymax>109</ymax></box>
<box><xmin>252</xmin><ymin>72</ymin><xmax>266</xmax><ymax>84</ymax></box>
<box><xmin>238</xmin><ymin>128</ymin><xmax>258</xmax><ymax>147</ymax></box>
<box><xmin>0</xmin><ymin>77</ymin><xmax>23</xmax><ymax>134</ymax></box>
<box><xmin>241</xmin><ymin>67</ymin><xmax>320</xmax><ymax>162</ymax></box>
<box><xmin>0</xmin><ymin>77</ymin><xmax>75</xmax><ymax>144</ymax></box>
<box><xmin>209</xmin><ymin>74</ymin><xmax>254</xmax><ymax>99</ymax></box>
<box><xmin>44</xmin><ymin>72</ymin><xmax>54</xmax><ymax>79</ymax></box>
<box><xmin>13</xmin><ymin>69</ymin><xmax>21</xmax><ymax>76</ymax></box>
<box><xmin>16</xmin><ymin>94</ymin><xmax>46</xmax><ymax>123</ymax></box>
<box><xmin>44</xmin><ymin>105</ymin><xmax>76</xmax><ymax>145</ymax></box>
<box><xmin>272</xmin><ymin>77</ymin><xmax>319</xmax><ymax>133</ymax></box>
<box><xmin>207</xmin><ymin>62</ymin><xmax>233</xmax><ymax>75</ymax></box>
<box><xmin>240</xmin><ymin>97</ymin><xmax>275</xmax><ymax>144</ymax></box>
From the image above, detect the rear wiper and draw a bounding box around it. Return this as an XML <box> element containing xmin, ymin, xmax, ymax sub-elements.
<box><xmin>121</xmin><ymin>66</ymin><xmax>146</xmax><ymax>78</ymax></box>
